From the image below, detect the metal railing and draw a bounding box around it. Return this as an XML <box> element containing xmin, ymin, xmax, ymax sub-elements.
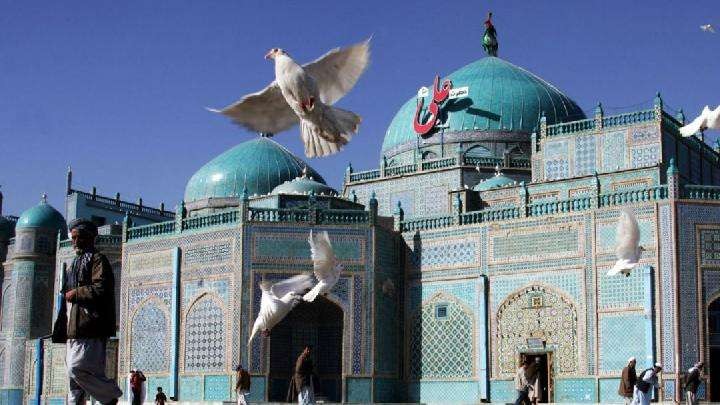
<box><xmin>72</xmin><ymin>189</ymin><xmax>173</xmax><ymax>218</ymax></box>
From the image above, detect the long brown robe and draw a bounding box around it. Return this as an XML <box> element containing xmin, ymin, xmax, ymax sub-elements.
<box><xmin>618</xmin><ymin>365</ymin><xmax>637</xmax><ymax>398</ymax></box>
<box><xmin>286</xmin><ymin>353</ymin><xmax>315</xmax><ymax>402</ymax></box>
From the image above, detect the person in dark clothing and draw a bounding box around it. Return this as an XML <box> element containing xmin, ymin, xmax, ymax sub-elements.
<box><xmin>287</xmin><ymin>345</ymin><xmax>317</xmax><ymax>404</ymax></box>
<box><xmin>618</xmin><ymin>357</ymin><xmax>637</xmax><ymax>405</ymax></box>
<box><xmin>685</xmin><ymin>362</ymin><xmax>704</xmax><ymax>405</ymax></box>
<box><xmin>130</xmin><ymin>370</ymin><xmax>146</xmax><ymax>405</ymax></box>
<box><xmin>51</xmin><ymin>218</ymin><xmax>122</xmax><ymax>405</ymax></box>
<box><xmin>155</xmin><ymin>387</ymin><xmax>167</xmax><ymax>405</ymax></box>
<box><xmin>235</xmin><ymin>364</ymin><xmax>251</xmax><ymax>405</ymax></box>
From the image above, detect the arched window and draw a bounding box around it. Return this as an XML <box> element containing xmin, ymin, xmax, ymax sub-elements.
<box><xmin>421</xmin><ymin>151</ymin><xmax>438</xmax><ymax>160</ymax></box>
<box><xmin>184</xmin><ymin>295</ymin><xmax>225</xmax><ymax>372</ymax></box>
<box><xmin>1</xmin><ymin>285</ymin><xmax>12</xmax><ymax>331</ymax></box>
<box><xmin>130</xmin><ymin>301</ymin><xmax>169</xmax><ymax>372</ymax></box>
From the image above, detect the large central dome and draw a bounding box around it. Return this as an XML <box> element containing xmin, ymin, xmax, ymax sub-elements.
<box><xmin>382</xmin><ymin>56</ymin><xmax>585</xmax><ymax>157</ymax></box>
<box><xmin>184</xmin><ymin>137</ymin><xmax>326</xmax><ymax>202</ymax></box>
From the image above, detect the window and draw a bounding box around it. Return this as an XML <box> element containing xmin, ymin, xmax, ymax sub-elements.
<box><xmin>435</xmin><ymin>304</ymin><xmax>448</xmax><ymax>319</ymax></box>
<box><xmin>36</xmin><ymin>236</ymin><xmax>49</xmax><ymax>254</ymax></box>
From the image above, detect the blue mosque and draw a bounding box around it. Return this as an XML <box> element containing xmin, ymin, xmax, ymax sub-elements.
<box><xmin>1</xmin><ymin>35</ymin><xmax>719</xmax><ymax>404</ymax></box>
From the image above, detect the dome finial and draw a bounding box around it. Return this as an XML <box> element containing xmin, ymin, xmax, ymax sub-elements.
<box><xmin>41</xmin><ymin>193</ymin><xmax>48</xmax><ymax>204</ymax></box>
<box><xmin>483</xmin><ymin>12</ymin><xmax>498</xmax><ymax>57</ymax></box>
<box><xmin>494</xmin><ymin>164</ymin><xmax>502</xmax><ymax>176</ymax></box>
<box><xmin>259</xmin><ymin>132</ymin><xmax>274</xmax><ymax>138</ymax></box>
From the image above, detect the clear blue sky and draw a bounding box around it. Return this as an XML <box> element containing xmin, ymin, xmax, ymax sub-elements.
<box><xmin>1</xmin><ymin>0</ymin><xmax>718</xmax><ymax>216</ymax></box>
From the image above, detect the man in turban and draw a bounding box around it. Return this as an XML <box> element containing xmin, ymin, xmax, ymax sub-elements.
<box><xmin>52</xmin><ymin>218</ymin><xmax>122</xmax><ymax>405</ymax></box>
<box><xmin>618</xmin><ymin>357</ymin><xmax>637</xmax><ymax>404</ymax></box>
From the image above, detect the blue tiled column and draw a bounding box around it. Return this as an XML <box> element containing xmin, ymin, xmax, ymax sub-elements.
<box><xmin>643</xmin><ymin>265</ymin><xmax>656</xmax><ymax>365</ymax></box>
<box><xmin>478</xmin><ymin>275</ymin><xmax>489</xmax><ymax>400</ymax></box>
<box><xmin>170</xmin><ymin>247</ymin><xmax>181</xmax><ymax>399</ymax></box>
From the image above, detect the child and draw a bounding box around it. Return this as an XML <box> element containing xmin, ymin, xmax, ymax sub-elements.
<box><xmin>155</xmin><ymin>387</ymin><xmax>167</xmax><ymax>405</ymax></box>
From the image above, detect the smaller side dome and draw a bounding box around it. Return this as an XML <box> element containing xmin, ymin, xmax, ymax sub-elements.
<box><xmin>16</xmin><ymin>194</ymin><xmax>67</xmax><ymax>234</ymax></box>
<box><xmin>473</xmin><ymin>167</ymin><xmax>517</xmax><ymax>192</ymax></box>
<box><xmin>272</xmin><ymin>168</ymin><xmax>338</xmax><ymax>196</ymax></box>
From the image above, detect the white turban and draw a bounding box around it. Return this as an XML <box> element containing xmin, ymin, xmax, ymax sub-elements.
<box><xmin>654</xmin><ymin>362</ymin><xmax>662</xmax><ymax>368</ymax></box>
<box><xmin>628</xmin><ymin>357</ymin><xmax>636</xmax><ymax>363</ymax></box>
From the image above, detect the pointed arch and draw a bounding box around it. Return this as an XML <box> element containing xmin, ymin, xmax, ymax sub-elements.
<box><xmin>182</xmin><ymin>292</ymin><xmax>227</xmax><ymax>372</ymax></box>
<box><xmin>129</xmin><ymin>296</ymin><xmax>170</xmax><ymax>372</ymax></box>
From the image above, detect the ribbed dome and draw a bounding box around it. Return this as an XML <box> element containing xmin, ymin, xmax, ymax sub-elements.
<box><xmin>473</xmin><ymin>173</ymin><xmax>517</xmax><ymax>191</ymax></box>
<box><xmin>272</xmin><ymin>171</ymin><xmax>338</xmax><ymax>196</ymax></box>
<box><xmin>184</xmin><ymin>137</ymin><xmax>327</xmax><ymax>202</ymax></box>
<box><xmin>16</xmin><ymin>197</ymin><xmax>67</xmax><ymax>233</ymax></box>
<box><xmin>382</xmin><ymin>56</ymin><xmax>585</xmax><ymax>156</ymax></box>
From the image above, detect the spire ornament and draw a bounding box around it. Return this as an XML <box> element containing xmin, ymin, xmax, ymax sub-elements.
<box><xmin>483</xmin><ymin>12</ymin><xmax>498</xmax><ymax>57</ymax></box>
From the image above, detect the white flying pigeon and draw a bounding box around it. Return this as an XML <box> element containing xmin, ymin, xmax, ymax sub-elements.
<box><xmin>701</xmin><ymin>24</ymin><xmax>715</xmax><ymax>33</ymax></box>
<box><xmin>304</xmin><ymin>230</ymin><xmax>343</xmax><ymax>302</ymax></box>
<box><xmin>248</xmin><ymin>274</ymin><xmax>314</xmax><ymax>345</ymax></box>
<box><xmin>680</xmin><ymin>105</ymin><xmax>720</xmax><ymax>137</ymax></box>
<box><xmin>210</xmin><ymin>39</ymin><xmax>371</xmax><ymax>158</ymax></box>
<box><xmin>607</xmin><ymin>208</ymin><xmax>643</xmax><ymax>277</ymax></box>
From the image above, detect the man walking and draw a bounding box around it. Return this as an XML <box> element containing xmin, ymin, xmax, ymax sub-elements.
<box><xmin>287</xmin><ymin>345</ymin><xmax>316</xmax><ymax>404</ymax></box>
<box><xmin>632</xmin><ymin>363</ymin><xmax>662</xmax><ymax>405</ymax></box>
<box><xmin>235</xmin><ymin>364</ymin><xmax>251</xmax><ymax>405</ymax></box>
<box><xmin>129</xmin><ymin>369</ymin><xmax>146</xmax><ymax>405</ymax></box>
<box><xmin>514</xmin><ymin>359</ymin><xmax>532</xmax><ymax>405</ymax></box>
<box><xmin>684</xmin><ymin>362</ymin><xmax>703</xmax><ymax>405</ymax></box>
<box><xmin>618</xmin><ymin>357</ymin><xmax>637</xmax><ymax>405</ymax></box>
<box><xmin>52</xmin><ymin>218</ymin><xmax>122</xmax><ymax>405</ymax></box>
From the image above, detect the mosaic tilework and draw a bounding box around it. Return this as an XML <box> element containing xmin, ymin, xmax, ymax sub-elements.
<box><xmin>664</xmin><ymin>380</ymin><xmax>675</xmax><ymax>401</ymax></box>
<box><xmin>204</xmin><ymin>374</ymin><xmax>230</xmax><ymax>401</ymax></box>
<box><xmin>408</xmin><ymin>280</ymin><xmax>476</xmax><ymax>311</ymax></box>
<box><xmin>659</xmin><ymin>204</ymin><xmax>675</xmax><ymax>370</ymax></box>
<box><xmin>409</xmin><ymin>296</ymin><xmax>473</xmax><ymax>379</ymax></box>
<box><xmin>489</xmin><ymin>380</ymin><xmax>515</xmax><ymax>403</ymax></box>
<box><xmin>409</xmin><ymin>237</ymin><xmax>479</xmax><ymax>270</ymax></box>
<box><xmin>1</xmin><ymin>284</ymin><xmax>13</xmax><ymax>331</ymax></box>
<box><xmin>184</xmin><ymin>242</ymin><xmax>231</xmax><ymax>265</ymax></box>
<box><xmin>253</xmin><ymin>233</ymin><xmax>363</xmax><ymax>263</ymax></box>
<box><xmin>491</xmin><ymin>270</ymin><xmax>582</xmax><ymax>308</ymax></box>
<box><xmin>0</xmin><ymin>348</ymin><xmax>4</xmax><ymax>385</ymax></box>
<box><xmin>347</xmin><ymin>377</ymin><xmax>372</xmax><ymax>403</ymax></box>
<box><xmin>631</xmin><ymin>125</ymin><xmax>659</xmax><ymax>144</ymax></box>
<box><xmin>700</xmin><ymin>228</ymin><xmax>720</xmax><ymax>267</ymax></box>
<box><xmin>602</xmin><ymin>131</ymin><xmax>627</xmax><ymax>172</ymax></box>
<box><xmin>127</xmin><ymin>250</ymin><xmax>173</xmax><ymax>275</ymax></box>
<box><xmin>129</xmin><ymin>285</ymin><xmax>172</xmax><ymax>308</ymax></box>
<box><xmin>353</xmin><ymin>276</ymin><xmax>364</xmax><ymax>374</ymax></box>
<box><xmin>407</xmin><ymin>380</ymin><xmax>480</xmax><ymax>404</ymax></box>
<box><xmin>631</xmin><ymin>145</ymin><xmax>660</xmax><ymax>169</ymax></box>
<box><xmin>374</xmin><ymin>378</ymin><xmax>402</xmax><ymax>403</ymax></box>
<box><xmin>545</xmin><ymin>159</ymin><xmax>569</xmax><ymax>181</ymax></box>
<box><xmin>48</xmin><ymin>398</ymin><xmax>64</xmax><ymax>405</ymax></box>
<box><xmin>598</xmin><ymin>378</ymin><xmax>623</xmax><ymax>403</ymax></box>
<box><xmin>246</xmin><ymin>376</ymin><xmax>266</xmax><ymax>402</ymax></box>
<box><xmin>496</xmin><ymin>232</ymin><xmax>580</xmax><ymax>265</ymax></box>
<box><xmin>554</xmin><ymin>378</ymin><xmax>596</xmax><ymax>402</ymax></box>
<box><xmin>599</xmin><ymin>313</ymin><xmax>649</xmax><ymax>373</ymax></box>
<box><xmin>596</xmin><ymin>218</ymin><xmax>655</xmax><ymax>253</ymax></box>
<box><xmin>597</xmin><ymin>268</ymin><xmax>645</xmax><ymax>309</ymax></box>
<box><xmin>179</xmin><ymin>375</ymin><xmax>202</xmax><ymax>400</ymax></box>
<box><xmin>130</xmin><ymin>302</ymin><xmax>169</xmax><ymax>372</ymax></box>
<box><xmin>495</xmin><ymin>286</ymin><xmax>578</xmax><ymax>376</ymax></box>
<box><xmin>574</xmin><ymin>134</ymin><xmax>596</xmax><ymax>176</ymax></box>
<box><xmin>184</xmin><ymin>296</ymin><xmax>225</xmax><ymax>372</ymax></box>
<box><xmin>544</xmin><ymin>140</ymin><xmax>568</xmax><ymax>159</ymax></box>
<box><xmin>146</xmin><ymin>375</ymin><xmax>172</xmax><ymax>397</ymax></box>
<box><xmin>182</xmin><ymin>278</ymin><xmax>229</xmax><ymax>306</ymax></box>
<box><xmin>423</xmin><ymin>186</ymin><xmax>449</xmax><ymax>215</ymax></box>
<box><xmin>704</xmin><ymin>271</ymin><xmax>720</xmax><ymax>302</ymax></box>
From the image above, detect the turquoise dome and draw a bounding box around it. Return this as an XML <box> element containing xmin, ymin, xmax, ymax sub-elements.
<box><xmin>184</xmin><ymin>137</ymin><xmax>327</xmax><ymax>202</ymax></box>
<box><xmin>272</xmin><ymin>172</ymin><xmax>337</xmax><ymax>196</ymax></box>
<box><xmin>16</xmin><ymin>198</ymin><xmax>67</xmax><ymax>233</ymax></box>
<box><xmin>382</xmin><ymin>56</ymin><xmax>585</xmax><ymax>155</ymax></box>
<box><xmin>473</xmin><ymin>173</ymin><xmax>517</xmax><ymax>191</ymax></box>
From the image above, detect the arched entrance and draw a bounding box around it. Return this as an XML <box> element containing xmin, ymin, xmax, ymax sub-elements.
<box><xmin>708</xmin><ymin>298</ymin><xmax>720</xmax><ymax>400</ymax></box>
<box><xmin>268</xmin><ymin>296</ymin><xmax>343</xmax><ymax>402</ymax></box>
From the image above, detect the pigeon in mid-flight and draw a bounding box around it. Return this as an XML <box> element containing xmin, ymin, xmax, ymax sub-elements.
<box><xmin>210</xmin><ymin>39</ymin><xmax>371</xmax><ymax>158</ymax></box>
<box><xmin>701</xmin><ymin>24</ymin><xmax>715</xmax><ymax>33</ymax></box>
<box><xmin>303</xmin><ymin>230</ymin><xmax>343</xmax><ymax>302</ymax></box>
<box><xmin>607</xmin><ymin>208</ymin><xmax>643</xmax><ymax>277</ymax></box>
<box><xmin>680</xmin><ymin>105</ymin><xmax>720</xmax><ymax>137</ymax></box>
<box><xmin>248</xmin><ymin>274</ymin><xmax>314</xmax><ymax>345</ymax></box>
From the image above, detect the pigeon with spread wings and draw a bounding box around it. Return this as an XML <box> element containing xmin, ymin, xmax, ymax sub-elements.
<box><xmin>210</xmin><ymin>39</ymin><xmax>370</xmax><ymax>158</ymax></box>
<box><xmin>304</xmin><ymin>230</ymin><xmax>343</xmax><ymax>302</ymax></box>
<box><xmin>607</xmin><ymin>208</ymin><xmax>644</xmax><ymax>277</ymax></box>
<box><xmin>248</xmin><ymin>274</ymin><xmax>314</xmax><ymax>345</ymax></box>
<box><xmin>680</xmin><ymin>105</ymin><xmax>720</xmax><ymax>137</ymax></box>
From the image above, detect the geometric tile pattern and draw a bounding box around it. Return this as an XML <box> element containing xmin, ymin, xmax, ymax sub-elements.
<box><xmin>491</xmin><ymin>270</ymin><xmax>582</xmax><ymax>308</ymax></box>
<box><xmin>554</xmin><ymin>378</ymin><xmax>596</xmax><ymax>402</ymax></box>
<box><xmin>574</xmin><ymin>134</ymin><xmax>596</xmax><ymax>176</ymax></box>
<box><xmin>183</xmin><ymin>279</ymin><xmax>229</xmax><ymax>306</ymax></box>
<box><xmin>409</xmin><ymin>296</ymin><xmax>473</xmax><ymax>379</ymax></box>
<box><xmin>204</xmin><ymin>374</ymin><xmax>230</xmax><ymax>401</ymax></box>
<box><xmin>599</xmin><ymin>313</ymin><xmax>648</xmax><ymax>373</ymax></box>
<box><xmin>630</xmin><ymin>125</ymin><xmax>659</xmax><ymax>144</ymax></box>
<box><xmin>495</xmin><ymin>285</ymin><xmax>578</xmax><ymax>376</ymax></box>
<box><xmin>346</xmin><ymin>377</ymin><xmax>373</xmax><ymax>403</ymax></box>
<box><xmin>631</xmin><ymin>146</ymin><xmax>660</xmax><ymax>169</ymax></box>
<box><xmin>545</xmin><ymin>159</ymin><xmax>569</xmax><ymax>181</ymax></box>
<box><xmin>700</xmin><ymin>228</ymin><xmax>720</xmax><ymax>267</ymax></box>
<box><xmin>544</xmin><ymin>140</ymin><xmax>568</xmax><ymax>159</ymax></box>
<box><xmin>407</xmin><ymin>380</ymin><xmax>480</xmax><ymax>404</ymax></box>
<box><xmin>179</xmin><ymin>376</ymin><xmax>202</xmax><ymax>400</ymax></box>
<box><xmin>659</xmin><ymin>204</ymin><xmax>675</xmax><ymax>370</ymax></box>
<box><xmin>597</xmin><ymin>269</ymin><xmax>645</xmax><ymax>310</ymax></box>
<box><xmin>489</xmin><ymin>380</ymin><xmax>515</xmax><ymax>403</ymax></box>
<box><xmin>410</xmin><ymin>238</ymin><xmax>479</xmax><ymax>270</ymax></box>
<box><xmin>184</xmin><ymin>243</ymin><xmax>231</xmax><ymax>265</ymax></box>
<box><xmin>184</xmin><ymin>296</ymin><xmax>225</xmax><ymax>372</ymax></box>
<box><xmin>130</xmin><ymin>302</ymin><xmax>169</xmax><ymax>372</ymax></box>
<box><xmin>491</xmin><ymin>229</ymin><xmax>579</xmax><ymax>261</ymax></box>
<box><xmin>598</xmin><ymin>378</ymin><xmax>623</xmax><ymax>403</ymax></box>
<box><xmin>602</xmin><ymin>131</ymin><xmax>626</xmax><ymax>172</ymax></box>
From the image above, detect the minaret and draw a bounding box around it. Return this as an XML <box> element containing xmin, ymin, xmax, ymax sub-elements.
<box><xmin>0</xmin><ymin>195</ymin><xmax>66</xmax><ymax>402</ymax></box>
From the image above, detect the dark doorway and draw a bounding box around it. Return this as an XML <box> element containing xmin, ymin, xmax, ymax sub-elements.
<box><xmin>521</xmin><ymin>353</ymin><xmax>551</xmax><ymax>403</ymax></box>
<box><xmin>268</xmin><ymin>297</ymin><xmax>343</xmax><ymax>402</ymax></box>
<box><xmin>708</xmin><ymin>299</ymin><xmax>720</xmax><ymax>400</ymax></box>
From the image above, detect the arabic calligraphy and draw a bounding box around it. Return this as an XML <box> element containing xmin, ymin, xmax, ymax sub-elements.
<box><xmin>413</xmin><ymin>75</ymin><xmax>452</xmax><ymax>136</ymax></box>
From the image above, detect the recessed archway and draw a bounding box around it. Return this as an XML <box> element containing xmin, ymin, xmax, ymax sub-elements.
<box><xmin>268</xmin><ymin>296</ymin><xmax>343</xmax><ymax>402</ymax></box>
<box><xmin>708</xmin><ymin>297</ymin><xmax>720</xmax><ymax>400</ymax></box>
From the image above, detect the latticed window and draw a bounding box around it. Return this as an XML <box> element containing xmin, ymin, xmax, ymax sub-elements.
<box><xmin>130</xmin><ymin>302</ymin><xmax>169</xmax><ymax>372</ymax></box>
<box><xmin>184</xmin><ymin>295</ymin><xmax>225</xmax><ymax>372</ymax></box>
<box><xmin>409</xmin><ymin>299</ymin><xmax>473</xmax><ymax>379</ymax></box>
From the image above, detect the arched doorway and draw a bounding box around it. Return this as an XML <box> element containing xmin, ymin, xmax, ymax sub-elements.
<box><xmin>268</xmin><ymin>296</ymin><xmax>343</xmax><ymax>402</ymax></box>
<box><xmin>708</xmin><ymin>298</ymin><xmax>720</xmax><ymax>400</ymax></box>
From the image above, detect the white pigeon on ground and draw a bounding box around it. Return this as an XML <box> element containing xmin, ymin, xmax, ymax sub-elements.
<box><xmin>248</xmin><ymin>274</ymin><xmax>314</xmax><ymax>345</ymax></box>
<box><xmin>607</xmin><ymin>208</ymin><xmax>643</xmax><ymax>277</ymax></box>
<box><xmin>304</xmin><ymin>230</ymin><xmax>343</xmax><ymax>302</ymax></box>
<box><xmin>701</xmin><ymin>24</ymin><xmax>715</xmax><ymax>33</ymax></box>
<box><xmin>680</xmin><ymin>105</ymin><xmax>720</xmax><ymax>137</ymax></box>
<box><xmin>210</xmin><ymin>39</ymin><xmax>371</xmax><ymax>158</ymax></box>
